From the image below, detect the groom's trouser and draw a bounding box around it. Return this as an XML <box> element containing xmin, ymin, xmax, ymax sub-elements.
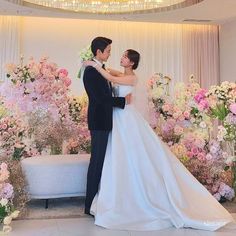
<box><xmin>85</xmin><ymin>130</ymin><xmax>110</xmax><ymax>213</ymax></box>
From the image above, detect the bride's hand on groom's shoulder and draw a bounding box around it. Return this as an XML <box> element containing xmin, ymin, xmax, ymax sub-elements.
<box><xmin>83</xmin><ymin>60</ymin><xmax>96</xmax><ymax>67</ymax></box>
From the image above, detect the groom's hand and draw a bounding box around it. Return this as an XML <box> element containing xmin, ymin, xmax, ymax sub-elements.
<box><xmin>125</xmin><ymin>93</ymin><xmax>132</xmax><ymax>105</ymax></box>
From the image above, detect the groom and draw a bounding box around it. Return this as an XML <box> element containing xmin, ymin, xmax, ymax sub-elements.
<box><xmin>83</xmin><ymin>36</ymin><xmax>131</xmax><ymax>215</ymax></box>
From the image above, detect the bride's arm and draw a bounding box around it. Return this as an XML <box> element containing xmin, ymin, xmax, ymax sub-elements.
<box><xmin>107</xmin><ymin>68</ymin><xmax>123</xmax><ymax>77</ymax></box>
<box><xmin>84</xmin><ymin>61</ymin><xmax>136</xmax><ymax>86</ymax></box>
<box><xmin>95</xmin><ymin>65</ymin><xmax>136</xmax><ymax>86</ymax></box>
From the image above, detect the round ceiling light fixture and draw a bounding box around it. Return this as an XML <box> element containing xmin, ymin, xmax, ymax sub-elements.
<box><xmin>22</xmin><ymin>0</ymin><xmax>204</xmax><ymax>14</ymax></box>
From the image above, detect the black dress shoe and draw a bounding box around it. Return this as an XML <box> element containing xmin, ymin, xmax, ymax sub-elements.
<box><xmin>84</xmin><ymin>209</ymin><xmax>94</xmax><ymax>217</ymax></box>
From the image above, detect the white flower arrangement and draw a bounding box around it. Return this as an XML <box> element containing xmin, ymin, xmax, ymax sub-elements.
<box><xmin>77</xmin><ymin>45</ymin><xmax>94</xmax><ymax>79</ymax></box>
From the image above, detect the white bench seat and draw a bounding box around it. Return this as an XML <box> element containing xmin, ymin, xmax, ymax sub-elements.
<box><xmin>21</xmin><ymin>154</ymin><xmax>90</xmax><ymax>200</ymax></box>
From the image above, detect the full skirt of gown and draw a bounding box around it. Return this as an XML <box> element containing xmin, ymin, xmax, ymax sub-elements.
<box><xmin>90</xmin><ymin>86</ymin><xmax>234</xmax><ymax>231</ymax></box>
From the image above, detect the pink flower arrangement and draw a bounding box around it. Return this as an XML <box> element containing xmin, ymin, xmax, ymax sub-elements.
<box><xmin>148</xmin><ymin>76</ymin><xmax>236</xmax><ymax>201</ymax></box>
<box><xmin>0</xmin><ymin>115</ymin><xmax>26</xmax><ymax>158</ymax></box>
<box><xmin>0</xmin><ymin>162</ymin><xmax>20</xmax><ymax>233</ymax></box>
<box><xmin>1</xmin><ymin>57</ymin><xmax>71</xmax><ymax>121</ymax></box>
<box><xmin>0</xmin><ymin>58</ymin><xmax>87</xmax><ymax>156</ymax></box>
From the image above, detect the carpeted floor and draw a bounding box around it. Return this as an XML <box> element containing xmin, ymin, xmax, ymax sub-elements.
<box><xmin>19</xmin><ymin>197</ymin><xmax>86</xmax><ymax>220</ymax></box>
<box><xmin>19</xmin><ymin>197</ymin><xmax>236</xmax><ymax>220</ymax></box>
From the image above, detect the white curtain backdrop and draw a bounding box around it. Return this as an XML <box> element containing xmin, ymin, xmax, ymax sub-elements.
<box><xmin>182</xmin><ymin>24</ymin><xmax>220</xmax><ymax>89</ymax></box>
<box><xmin>0</xmin><ymin>16</ymin><xmax>219</xmax><ymax>118</ymax></box>
<box><xmin>0</xmin><ymin>16</ymin><xmax>21</xmax><ymax>82</ymax></box>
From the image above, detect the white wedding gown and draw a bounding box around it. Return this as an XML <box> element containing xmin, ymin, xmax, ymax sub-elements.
<box><xmin>90</xmin><ymin>85</ymin><xmax>234</xmax><ymax>231</ymax></box>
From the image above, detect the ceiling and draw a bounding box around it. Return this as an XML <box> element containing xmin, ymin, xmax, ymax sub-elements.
<box><xmin>0</xmin><ymin>0</ymin><xmax>236</xmax><ymax>25</ymax></box>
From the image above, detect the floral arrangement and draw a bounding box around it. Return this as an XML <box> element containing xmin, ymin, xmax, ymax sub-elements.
<box><xmin>65</xmin><ymin>95</ymin><xmax>91</xmax><ymax>154</ymax></box>
<box><xmin>77</xmin><ymin>45</ymin><xmax>93</xmax><ymax>78</ymax></box>
<box><xmin>0</xmin><ymin>57</ymin><xmax>93</xmax><ymax>232</ymax></box>
<box><xmin>206</xmin><ymin>82</ymin><xmax>236</xmax><ymax>142</ymax></box>
<box><xmin>68</xmin><ymin>95</ymin><xmax>88</xmax><ymax>123</ymax></box>
<box><xmin>1</xmin><ymin>57</ymin><xmax>71</xmax><ymax>118</ymax></box>
<box><xmin>0</xmin><ymin>162</ymin><xmax>20</xmax><ymax>233</ymax></box>
<box><xmin>148</xmin><ymin>76</ymin><xmax>236</xmax><ymax>201</ymax></box>
<box><xmin>0</xmin><ymin>113</ymin><xmax>26</xmax><ymax>159</ymax></box>
<box><xmin>0</xmin><ymin>57</ymin><xmax>84</xmax><ymax>156</ymax></box>
<box><xmin>26</xmin><ymin>109</ymin><xmax>78</xmax><ymax>155</ymax></box>
<box><xmin>206</xmin><ymin>81</ymin><xmax>236</xmax><ymax>192</ymax></box>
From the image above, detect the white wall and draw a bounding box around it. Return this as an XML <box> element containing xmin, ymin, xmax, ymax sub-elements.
<box><xmin>219</xmin><ymin>18</ymin><xmax>236</xmax><ymax>83</ymax></box>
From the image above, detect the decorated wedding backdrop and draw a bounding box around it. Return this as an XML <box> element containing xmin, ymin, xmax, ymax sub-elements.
<box><xmin>0</xmin><ymin>13</ymin><xmax>235</xmax><ymax>233</ymax></box>
<box><xmin>0</xmin><ymin>54</ymin><xmax>235</xmax><ymax>232</ymax></box>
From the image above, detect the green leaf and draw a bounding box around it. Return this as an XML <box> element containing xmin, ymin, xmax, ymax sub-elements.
<box><xmin>224</xmin><ymin>165</ymin><xmax>230</xmax><ymax>171</ymax></box>
<box><xmin>77</xmin><ymin>69</ymin><xmax>81</xmax><ymax>79</ymax></box>
<box><xmin>0</xmin><ymin>206</ymin><xmax>7</xmax><ymax>220</ymax></box>
<box><xmin>210</xmin><ymin>103</ymin><xmax>229</xmax><ymax>121</ymax></box>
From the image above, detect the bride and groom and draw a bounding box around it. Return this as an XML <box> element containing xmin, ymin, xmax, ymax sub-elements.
<box><xmin>82</xmin><ymin>36</ymin><xmax>234</xmax><ymax>231</ymax></box>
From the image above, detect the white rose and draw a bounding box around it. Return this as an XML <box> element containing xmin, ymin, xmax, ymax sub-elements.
<box><xmin>3</xmin><ymin>216</ymin><xmax>12</xmax><ymax>225</ymax></box>
<box><xmin>0</xmin><ymin>198</ymin><xmax>8</xmax><ymax>206</ymax></box>
<box><xmin>225</xmin><ymin>156</ymin><xmax>235</xmax><ymax>165</ymax></box>
<box><xmin>199</xmin><ymin>121</ymin><xmax>207</xmax><ymax>129</ymax></box>
<box><xmin>3</xmin><ymin>225</ymin><xmax>12</xmax><ymax>233</ymax></box>
<box><xmin>11</xmin><ymin>210</ymin><xmax>20</xmax><ymax>219</ymax></box>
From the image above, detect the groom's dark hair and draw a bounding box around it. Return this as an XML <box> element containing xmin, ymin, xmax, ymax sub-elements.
<box><xmin>91</xmin><ymin>37</ymin><xmax>112</xmax><ymax>56</ymax></box>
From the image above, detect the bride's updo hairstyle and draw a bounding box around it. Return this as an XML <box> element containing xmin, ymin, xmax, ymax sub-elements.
<box><xmin>126</xmin><ymin>49</ymin><xmax>140</xmax><ymax>70</ymax></box>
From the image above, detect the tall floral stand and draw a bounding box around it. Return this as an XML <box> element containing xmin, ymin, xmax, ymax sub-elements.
<box><xmin>224</xmin><ymin>141</ymin><xmax>236</xmax><ymax>202</ymax></box>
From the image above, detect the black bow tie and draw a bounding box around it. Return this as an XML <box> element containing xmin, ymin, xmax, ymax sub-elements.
<box><xmin>102</xmin><ymin>64</ymin><xmax>105</xmax><ymax>69</ymax></box>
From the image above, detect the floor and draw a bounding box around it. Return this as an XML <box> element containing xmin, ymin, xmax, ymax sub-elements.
<box><xmin>8</xmin><ymin>213</ymin><xmax>236</xmax><ymax>236</ymax></box>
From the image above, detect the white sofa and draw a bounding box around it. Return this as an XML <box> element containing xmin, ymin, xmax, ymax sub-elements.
<box><xmin>21</xmin><ymin>154</ymin><xmax>90</xmax><ymax>207</ymax></box>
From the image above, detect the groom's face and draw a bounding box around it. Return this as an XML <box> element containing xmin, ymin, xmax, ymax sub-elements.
<box><xmin>98</xmin><ymin>44</ymin><xmax>111</xmax><ymax>62</ymax></box>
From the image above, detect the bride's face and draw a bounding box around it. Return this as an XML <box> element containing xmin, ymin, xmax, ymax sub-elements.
<box><xmin>120</xmin><ymin>51</ymin><xmax>134</xmax><ymax>68</ymax></box>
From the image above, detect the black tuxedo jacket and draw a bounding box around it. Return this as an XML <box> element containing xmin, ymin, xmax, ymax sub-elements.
<box><xmin>83</xmin><ymin>66</ymin><xmax>125</xmax><ymax>130</ymax></box>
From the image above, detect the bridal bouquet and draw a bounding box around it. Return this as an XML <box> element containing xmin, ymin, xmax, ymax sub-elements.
<box><xmin>77</xmin><ymin>45</ymin><xmax>93</xmax><ymax>79</ymax></box>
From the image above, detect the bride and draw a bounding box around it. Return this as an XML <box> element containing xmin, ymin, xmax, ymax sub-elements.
<box><xmin>84</xmin><ymin>49</ymin><xmax>234</xmax><ymax>231</ymax></box>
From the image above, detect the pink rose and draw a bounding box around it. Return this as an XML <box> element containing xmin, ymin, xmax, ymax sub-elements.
<box><xmin>162</xmin><ymin>104</ymin><xmax>171</xmax><ymax>112</ymax></box>
<box><xmin>174</xmin><ymin>125</ymin><xmax>184</xmax><ymax>135</ymax></box>
<box><xmin>64</xmin><ymin>78</ymin><xmax>71</xmax><ymax>87</ymax></box>
<box><xmin>198</xmin><ymin>99</ymin><xmax>209</xmax><ymax>111</ymax></box>
<box><xmin>187</xmin><ymin>151</ymin><xmax>194</xmax><ymax>158</ymax></box>
<box><xmin>148</xmin><ymin>79</ymin><xmax>154</xmax><ymax>87</ymax></box>
<box><xmin>197</xmin><ymin>152</ymin><xmax>206</xmax><ymax>161</ymax></box>
<box><xmin>178</xmin><ymin>115</ymin><xmax>185</xmax><ymax>122</ymax></box>
<box><xmin>191</xmin><ymin>147</ymin><xmax>199</xmax><ymax>155</ymax></box>
<box><xmin>229</xmin><ymin>103</ymin><xmax>236</xmax><ymax>115</ymax></box>
<box><xmin>194</xmin><ymin>89</ymin><xmax>206</xmax><ymax>103</ymax></box>
<box><xmin>183</xmin><ymin>110</ymin><xmax>190</xmax><ymax>119</ymax></box>
<box><xmin>58</xmin><ymin>69</ymin><xmax>68</xmax><ymax>78</ymax></box>
<box><xmin>0</xmin><ymin>163</ymin><xmax>8</xmax><ymax>170</ymax></box>
<box><xmin>1</xmin><ymin>124</ymin><xmax>8</xmax><ymax>130</ymax></box>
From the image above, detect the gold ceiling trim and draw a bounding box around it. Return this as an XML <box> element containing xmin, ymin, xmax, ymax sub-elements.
<box><xmin>21</xmin><ymin>0</ymin><xmax>204</xmax><ymax>15</ymax></box>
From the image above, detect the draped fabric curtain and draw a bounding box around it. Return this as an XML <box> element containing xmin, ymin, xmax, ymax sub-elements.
<box><xmin>182</xmin><ymin>24</ymin><xmax>220</xmax><ymax>89</ymax></box>
<box><xmin>0</xmin><ymin>16</ymin><xmax>21</xmax><ymax>81</ymax></box>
